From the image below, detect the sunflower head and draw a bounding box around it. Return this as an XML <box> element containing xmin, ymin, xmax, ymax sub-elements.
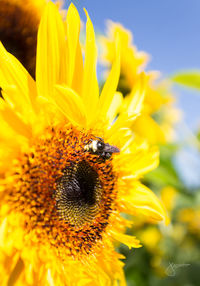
<box><xmin>101</xmin><ymin>21</ymin><xmax>149</xmax><ymax>93</ymax></box>
<box><xmin>0</xmin><ymin>0</ymin><xmax>47</xmax><ymax>78</ymax></box>
<box><xmin>0</xmin><ymin>2</ymin><xmax>168</xmax><ymax>284</ymax></box>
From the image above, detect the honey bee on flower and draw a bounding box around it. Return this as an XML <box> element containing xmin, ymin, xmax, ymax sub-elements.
<box><xmin>84</xmin><ymin>137</ymin><xmax>120</xmax><ymax>159</ymax></box>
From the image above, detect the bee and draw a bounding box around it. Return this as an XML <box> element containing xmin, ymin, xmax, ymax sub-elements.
<box><xmin>84</xmin><ymin>137</ymin><xmax>120</xmax><ymax>159</ymax></box>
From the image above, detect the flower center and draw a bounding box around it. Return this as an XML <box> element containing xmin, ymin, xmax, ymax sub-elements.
<box><xmin>55</xmin><ymin>160</ymin><xmax>102</xmax><ymax>226</ymax></box>
<box><xmin>6</xmin><ymin>126</ymin><xmax>119</xmax><ymax>257</ymax></box>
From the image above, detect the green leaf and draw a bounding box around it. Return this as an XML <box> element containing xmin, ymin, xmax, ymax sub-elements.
<box><xmin>197</xmin><ymin>130</ymin><xmax>200</xmax><ymax>142</ymax></box>
<box><xmin>172</xmin><ymin>70</ymin><xmax>200</xmax><ymax>90</ymax></box>
<box><xmin>144</xmin><ymin>165</ymin><xmax>183</xmax><ymax>190</ymax></box>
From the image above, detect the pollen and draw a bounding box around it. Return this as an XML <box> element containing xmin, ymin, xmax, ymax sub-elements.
<box><xmin>5</xmin><ymin>126</ymin><xmax>118</xmax><ymax>258</ymax></box>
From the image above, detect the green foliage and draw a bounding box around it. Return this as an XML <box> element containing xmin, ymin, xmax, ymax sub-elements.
<box><xmin>144</xmin><ymin>144</ymin><xmax>184</xmax><ymax>191</ymax></box>
<box><xmin>197</xmin><ymin>130</ymin><xmax>200</xmax><ymax>142</ymax></box>
<box><xmin>172</xmin><ymin>70</ymin><xmax>200</xmax><ymax>90</ymax></box>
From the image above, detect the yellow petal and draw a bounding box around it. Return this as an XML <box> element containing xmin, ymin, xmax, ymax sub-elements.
<box><xmin>0</xmin><ymin>105</ymin><xmax>31</xmax><ymax>138</ymax></box>
<box><xmin>106</xmin><ymin>92</ymin><xmax>123</xmax><ymax>124</ymax></box>
<box><xmin>117</xmin><ymin>146</ymin><xmax>159</xmax><ymax>178</ymax></box>
<box><xmin>71</xmin><ymin>38</ymin><xmax>84</xmax><ymax>95</ymax></box>
<box><xmin>110</xmin><ymin>113</ymin><xmax>139</xmax><ymax>133</ymax></box>
<box><xmin>132</xmin><ymin>114</ymin><xmax>166</xmax><ymax>144</ymax></box>
<box><xmin>0</xmin><ymin>218</ymin><xmax>8</xmax><ymax>248</ymax></box>
<box><xmin>36</xmin><ymin>2</ymin><xmax>67</xmax><ymax>98</ymax></box>
<box><xmin>2</xmin><ymin>86</ymin><xmax>36</xmax><ymax>124</ymax></box>
<box><xmin>126</xmin><ymin>72</ymin><xmax>147</xmax><ymax>116</ymax></box>
<box><xmin>81</xmin><ymin>9</ymin><xmax>99</xmax><ymax>122</ymax></box>
<box><xmin>47</xmin><ymin>269</ymin><xmax>55</xmax><ymax>286</ymax></box>
<box><xmin>121</xmin><ymin>182</ymin><xmax>169</xmax><ymax>224</ymax></box>
<box><xmin>110</xmin><ymin>230</ymin><xmax>142</xmax><ymax>249</ymax></box>
<box><xmin>108</xmin><ymin>75</ymin><xmax>146</xmax><ymax>131</ymax></box>
<box><xmin>54</xmin><ymin>85</ymin><xmax>87</xmax><ymax>127</ymax></box>
<box><xmin>0</xmin><ymin>42</ymin><xmax>36</xmax><ymax>111</ymax></box>
<box><xmin>66</xmin><ymin>3</ymin><xmax>81</xmax><ymax>87</ymax></box>
<box><xmin>7</xmin><ymin>257</ymin><xmax>24</xmax><ymax>286</ymax></box>
<box><xmin>98</xmin><ymin>33</ymin><xmax>120</xmax><ymax>119</ymax></box>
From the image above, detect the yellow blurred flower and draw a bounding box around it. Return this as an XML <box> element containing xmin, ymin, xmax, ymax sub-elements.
<box><xmin>178</xmin><ymin>208</ymin><xmax>200</xmax><ymax>236</ymax></box>
<box><xmin>139</xmin><ymin>227</ymin><xmax>162</xmax><ymax>251</ymax></box>
<box><xmin>0</xmin><ymin>2</ymin><xmax>168</xmax><ymax>285</ymax></box>
<box><xmin>161</xmin><ymin>186</ymin><xmax>177</xmax><ymax>212</ymax></box>
<box><xmin>101</xmin><ymin>22</ymin><xmax>181</xmax><ymax>144</ymax></box>
<box><xmin>135</xmin><ymin>223</ymin><xmax>166</xmax><ymax>277</ymax></box>
<box><xmin>101</xmin><ymin>20</ymin><xmax>149</xmax><ymax>90</ymax></box>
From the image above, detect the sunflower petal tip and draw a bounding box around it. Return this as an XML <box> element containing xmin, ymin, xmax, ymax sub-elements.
<box><xmin>68</xmin><ymin>2</ymin><xmax>76</xmax><ymax>11</ymax></box>
<box><xmin>83</xmin><ymin>7</ymin><xmax>90</xmax><ymax>20</ymax></box>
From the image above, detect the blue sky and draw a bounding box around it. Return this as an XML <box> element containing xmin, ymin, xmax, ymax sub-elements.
<box><xmin>73</xmin><ymin>0</ymin><xmax>200</xmax><ymax>73</ymax></box>
<box><xmin>64</xmin><ymin>0</ymin><xmax>200</xmax><ymax>132</ymax></box>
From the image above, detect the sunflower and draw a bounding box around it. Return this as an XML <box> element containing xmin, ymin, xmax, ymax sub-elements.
<box><xmin>101</xmin><ymin>20</ymin><xmax>149</xmax><ymax>93</ymax></box>
<box><xmin>0</xmin><ymin>0</ymin><xmax>48</xmax><ymax>78</ymax></box>
<box><xmin>0</xmin><ymin>2</ymin><xmax>168</xmax><ymax>285</ymax></box>
<box><xmin>101</xmin><ymin>22</ymin><xmax>181</xmax><ymax>144</ymax></box>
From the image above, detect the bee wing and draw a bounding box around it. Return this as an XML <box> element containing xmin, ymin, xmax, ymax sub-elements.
<box><xmin>104</xmin><ymin>143</ymin><xmax>120</xmax><ymax>154</ymax></box>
